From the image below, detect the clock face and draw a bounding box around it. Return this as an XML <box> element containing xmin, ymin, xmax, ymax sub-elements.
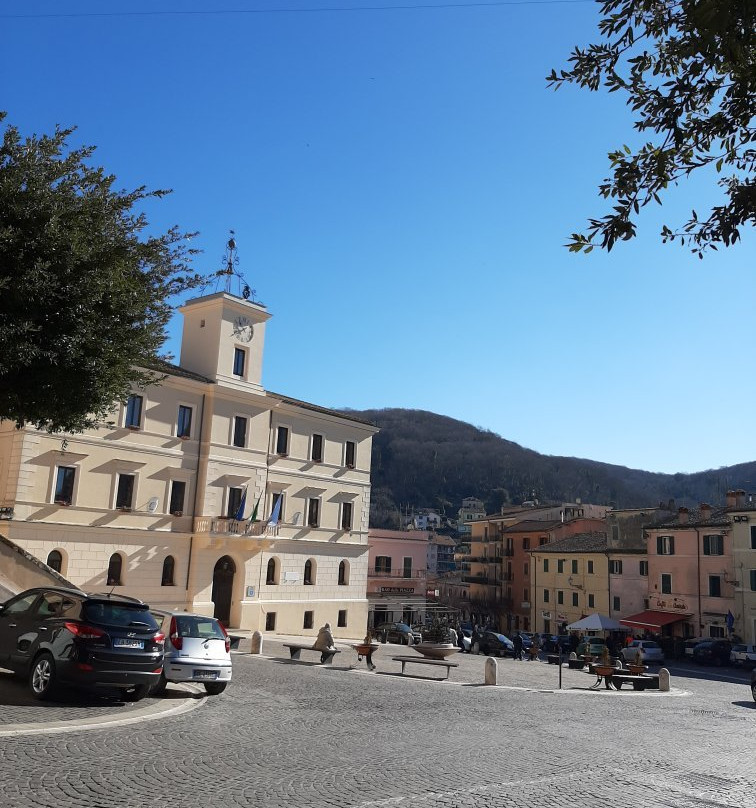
<box><xmin>232</xmin><ymin>316</ymin><xmax>254</xmax><ymax>343</ymax></box>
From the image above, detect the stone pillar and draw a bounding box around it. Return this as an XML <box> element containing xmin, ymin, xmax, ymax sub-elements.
<box><xmin>484</xmin><ymin>656</ymin><xmax>498</xmax><ymax>685</ymax></box>
<box><xmin>250</xmin><ymin>631</ymin><xmax>263</xmax><ymax>655</ymax></box>
<box><xmin>659</xmin><ymin>667</ymin><xmax>670</xmax><ymax>691</ymax></box>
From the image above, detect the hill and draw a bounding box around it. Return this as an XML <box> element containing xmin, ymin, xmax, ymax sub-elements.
<box><xmin>343</xmin><ymin>408</ymin><xmax>756</xmax><ymax>528</ymax></box>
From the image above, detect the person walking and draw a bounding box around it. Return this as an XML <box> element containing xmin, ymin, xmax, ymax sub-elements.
<box><xmin>513</xmin><ymin>632</ymin><xmax>523</xmax><ymax>661</ymax></box>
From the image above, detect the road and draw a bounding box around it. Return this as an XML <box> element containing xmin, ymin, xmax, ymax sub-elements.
<box><xmin>1</xmin><ymin>641</ymin><xmax>754</xmax><ymax>808</ymax></box>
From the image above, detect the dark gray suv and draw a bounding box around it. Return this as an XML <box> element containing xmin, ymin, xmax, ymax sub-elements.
<box><xmin>0</xmin><ymin>587</ymin><xmax>164</xmax><ymax>701</ymax></box>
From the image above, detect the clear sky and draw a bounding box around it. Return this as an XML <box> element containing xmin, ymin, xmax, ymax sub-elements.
<box><xmin>3</xmin><ymin>1</ymin><xmax>754</xmax><ymax>475</ymax></box>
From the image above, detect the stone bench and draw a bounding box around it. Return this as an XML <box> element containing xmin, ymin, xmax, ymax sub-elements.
<box><xmin>283</xmin><ymin>643</ymin><xmax>341</xmax><ymax>665</ymax></box>
<box><xmin>392</xmin><ymin>655</ymin><xmax>459</xmax><ymax>680</ymax></box>
<box><xmin>611</xmin><ymin>673</ymin><xmax>660</xmax><ymax>691</ymax></box>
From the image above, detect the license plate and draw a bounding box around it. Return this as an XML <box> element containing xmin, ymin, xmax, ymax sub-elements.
<box><xmin>193</xmin><ymin>670</ymin><xmax>219</xmax><ymax>679</ymax></box>
<box><xmin>114</xmin><ymin>638</ymin><xmax>144</xmax><ymax>649</ymax></box>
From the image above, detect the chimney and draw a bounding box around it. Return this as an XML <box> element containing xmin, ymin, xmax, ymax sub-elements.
<box><xmin>700</xmin><ymin>503</ymin><xmax>712</xmax><ymax>521</ymax></box>
<box><xmin>736</xmin><ymin>489</ymin><xmax>746</xmax><ymax>507</ymax></box>
<box><xmin>726</xmin><ymin>490</ymin><xmax>737</xmax><ymax>508</ymax></box>
<box><xmin>678</xmin><ymin>507</ymin><xmax>689</xmax><ymax>524</ymax></box>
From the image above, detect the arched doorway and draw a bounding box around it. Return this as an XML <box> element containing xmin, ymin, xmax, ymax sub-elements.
<box><xmin>211</xmin><ymin>555</ymin><xmax>236</xmax><ymax>626</ymax></box>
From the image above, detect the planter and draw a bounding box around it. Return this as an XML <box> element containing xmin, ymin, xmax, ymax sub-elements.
<box><xmin>627</xmin><ymin>663</ymin><xmax>647</xmax><ymax>675</ymax></box>
<box><xmin>414</xmin><ymin>642</ymin><xmax>460</xmax><ymax>660</ymax></box>
<box><xmin>593</xmin><ymin>665</ymin><xmax>616</xmax><ymax>677</ymax></box>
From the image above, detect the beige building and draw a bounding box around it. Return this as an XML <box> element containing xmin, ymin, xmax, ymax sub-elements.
<box><xmin>0</xmin><ymin>291</ymin><xmax>377</xmax><ymax>638</ymax></box>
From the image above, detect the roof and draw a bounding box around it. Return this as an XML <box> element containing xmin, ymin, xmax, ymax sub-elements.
<box><xmin>146</xmin><ymin>359</ymin><xmax>215</xmax><ymax>385</ymax></box>
<box><xmin>504</xmin><ymin>520</ymin><xmax>562</xmax><ymax>534</ymax></box>
<box><xmin>648</xmin><ymin>506</ymin><xmax>730</xmax><ymax>529</ymax></box>
<box><xmin>530</xmin><ymin>532</ymin><xmax>608</xmax><ymax>554</ymax></box>
<box><xmin>619</xmin><ymin>610</ymin><xmax>691</xmax><ymax>629</ymax></box>
<box><xmin>269</xmin><ymin>395</ymin><xmax>378</xmax><ymax>428</ymax></box>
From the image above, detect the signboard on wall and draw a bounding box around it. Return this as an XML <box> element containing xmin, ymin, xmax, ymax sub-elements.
<box><xmin>380</xmin><ymin>587</ymin><xmax>416</xmax><ymax>594</ymax></box>
<box><xmin>284</xmin><ymin>572</ymin><xmax>300</xmax><ymax>583</ymax></box>
<box><xmin>246</xmin><ymin>586</ymin><xmax>255</xmax><ymax>598</ymax></box>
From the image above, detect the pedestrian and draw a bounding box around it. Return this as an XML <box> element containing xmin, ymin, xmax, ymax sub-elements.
<box><xmin>513</xmin><ymin>632</ymin><xmax>523</xmax><ymax>661</ymax></box>
<box><xmin>529</xmin><ymin>634</ymin><xmax>540</xmax><ymax>661</ymax></box>
<box><xmin>313</xmin><ymin>622</ymin><xmax>336</xmax><ymax>663</ymax></box>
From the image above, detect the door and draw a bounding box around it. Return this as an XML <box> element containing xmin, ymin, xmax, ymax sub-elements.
<box><xmin>0</xmin><ymin>592</ymin><xmax>41</xmax><ymax>668</ymax></box>
<box><xmin>211</xmin><ymin>556</ymin><xmax>236</xmax><ymax>627</ymax></box>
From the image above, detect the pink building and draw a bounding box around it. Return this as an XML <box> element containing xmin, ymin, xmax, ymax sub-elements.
<box><xmin>367</xmin><ymin>529</ymin><xmax>430</xmax><ymax>628</ymax></box>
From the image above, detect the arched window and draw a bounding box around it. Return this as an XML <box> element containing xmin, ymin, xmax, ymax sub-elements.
<box><xmin>47</xmin><ymin>550</ymin><xmax>63</xmax><ymax>574</ymax></box>
<box><xmin>161</xmin><ymin>555</ymin><xmax>175</xmax><ymax>586</ymax></box>
<box><xmin>338</xmin><ymin>560</ymin><xmax>349</xmax><ymax>586</ymax></box>
<box><xmin>266</xmin><ymin>558</ymin><xmax>277</xmax><ymax>585</ymax></box>
<box><xmin>107</xmin><ymin>553</ymin><xmax>123</xmax><ymax>586</ymax></box>
<box><xmin>304</xmin><ymin>559</ymin><xmax>314</xmax><ymax>585</ymax></box>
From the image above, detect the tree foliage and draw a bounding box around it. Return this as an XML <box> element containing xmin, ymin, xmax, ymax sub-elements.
<box><xmin>548</xmin><ymin>0</ymin><xmax>755</xmax><ymax>256</ymax></box>
<box><xmin>0</xmin><ymin>113</ymin><xmax>209</xmax><ymax>432</ymax></box>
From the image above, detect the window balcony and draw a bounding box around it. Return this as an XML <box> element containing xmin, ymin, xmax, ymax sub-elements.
<box><xmin>367</xmin><ymin>570</ymin><xmax>427</xmax><ymax>579</ymax></box>
<box><xmin>193</xmin><ymin>517</ymin><xmax>278</xmax><ymax>537</ymax></box>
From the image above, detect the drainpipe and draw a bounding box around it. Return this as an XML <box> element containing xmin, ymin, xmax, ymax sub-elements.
<box><xmin>186</xmin><ymin>391</ymin><xmax>208</xmax><ymax>592</ymax></box>
<box><xmin>695</xmin><ymin>527</ymin><xmax>702</xmax><ymax>636</ymax></box>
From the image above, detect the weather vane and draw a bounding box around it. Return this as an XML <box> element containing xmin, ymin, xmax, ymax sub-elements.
<box><xmin>216</xmin><ymin>230</ymin><xmax>257</xmax><ymax>301</ymax></box>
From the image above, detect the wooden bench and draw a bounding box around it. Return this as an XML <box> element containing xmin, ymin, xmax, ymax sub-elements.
<box><xmin>611</xmin><ymin>673</ymin><xmax>660</xmax><ymax>691</ymax></box>
<box><xmin>392</xmin><ymin>655</ymin><xmax>459</xmax><ymax>680</ymax></box>
<box><xmin>283</xmin><ymin>643</ymin><xmax>341</xmax><ymax>665</ymax></box>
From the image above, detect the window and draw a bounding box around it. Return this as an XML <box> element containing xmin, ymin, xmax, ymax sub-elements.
<box><xmin>337</xmin><ymin>609</ymin><xmax>347</xmax><ymax>628</ymax></box>
<box><xmin>543</xmin><ymin>589</ymin><xmax>550</xmax><ymax>603</ymax></box>
<box><xmin>341</xmin><ymin>501</ymin><xmax>353</xmax><ymax>531</ymax></box>
<box><xmin>588</xmin><ymin>594</ymin><xmax>595</xmax><ymax>608</ymax></box>
<box><xmin>307</xmin><ymin>498</ymin><xmax>320</xmax><ymax>528</ymax></box>
<box><xmin>611</xmin><ymin>525</ymin><xmax>619</xmax><ymax>542</ymax></box>
<box><xmin>661</xmin><ymin>573</ymin><xmax>672</xmax><ymax>594</ymax></box>
<box><xmin>344</xmin><ymin>441</ymin><xmax>356</xmax><ymax>468</ymax></box>
<box><xmin>338</xmin><ymin>560</ymin><xmax>348</xmax><ymax>585</ymax></box>
<box><xmin>177</xmin><ymin>405</ymin><xmax>192</xmax><ymax>438</ymax></box>
<box><xmin>303</xmin><ymin>610</ymin><xmax>314</xmax><ymax>629</ymax></box>
<box><xmin>572</xmin><ymin>592</ymin><xmax>579</xmax><ymax>607</ymax></box>
<box><xmin>557</xmin><ymin>560</ymin><xmax>564</xmax><ymax>574</ymax></box>
<box><xmin>115</xmin><ymin>474</ymin><xmax>134</xmax><ymax>509</ymax></box>
<box><xmin>543</xmin><ymin>559</ymin><xmax>549</xmax><ymax>572</ymax></box>
<box><xmin>557</xmin><ymin>590</ymin><xmax>564</xmax><ymax>604</ymax></box>
<box><xmin>233</xmin><ymin>416</ymin><xmax>247</xmax><ymax>448</ymax></box>
<box><xmin>46</xmin><ymin>550</ymin><xmax>63</xmax><ymax>573</ymax></box>
<box><xmin>161</xmin><ymin>556</ymin><xmax>175</xmax><ymax>586</ymax></box>
<box><xmin>266</xmin><ymin>558</ymin><xmax>277</xmax><ymax>585</ymax></box>
<box><xmin>54</xmin><ymin>466</ymin><xmax>76</xmax><ymax>505</ymax></box>
<box><xmin>304</xmin><ymin>559</ymin><xmax>314</xmax><ymax>585</ymax></box>
<box><xmin>523</xmin><ymin>563</ymin><xmax>529</xmax><ymax>576</ymax></box>
<box><xmin>539</xmin><ymin>538</ymin><xmax>547</xmax><ymax>546</ymax></box>
<box><xmin>750</xmin><ymin>570</ymin><xmax>756</xmax><ymax>591</ymax></box>
<box><xmin>588</xmin><ymin>560</ymin><xmax>594</xmax><ymax>574</ymax></box>
<box><xmin>571</xmin><ymin>560</ymin><xmax>578</xmax><ymax>574</ymax></box>
<box><xmin>125</xmin><ymin>394</ymin><xmax>143</xmax><ymax>428</ymax></box>
<box><xmin>375</xmin><ymin>556</ymin><xmax>391</xmax><ymax>574</ymax></box>
<box><xmin>311</xmin><ymin>434</ymin><xmax>323</xmax><ymax>463</ymax></box>
<box><xmin>613</xmin><ymin>596</ymin><xmax>621</xmax><ymax>611</ymax></box>
<box><xmin>107</xmin><ymin>553</ymin><xmax>123</xmax><ymax>586</ymax></box>
<box><xmin>227</xmin><ymin>487</ymin><xmax>244</xmax><ymax>519</ymax></box>
<box><xmin>657</xmin><ymin>535</ymin><xmax>675</xmax><ymax>555</ymax></box>
<box><xmin>751</xmin><ymin>526</ymin><xmax>756</xmax><ymax>550</ymax></box>
<box><xmin>270</xmin><ymin>492</ymin><xmax>285</xmax><ymax>523</ymax></box>
<box><xmin>639</xmin><ymin>560</ymin><xmax>648</xmax><ymax>576</ymax></box>
<box><xmin>703</xmin><ymin>534</ymin><xmax>724</xmax><ymax>555</ymax></box>
<box><xmin>523</xmin><ymin>588</ymin><xmax>529</xmax><ymax>602</ymax></box>
<box><xmin>265</xmin><ymin>612</ymin><xmax>276</xmax><ymax>631</ymax></box>
<box><xmin>233</xmin><ymin>347</ymin><xmax>246</xmax><ymax>376</ymax></box>
<box><xmin>709</xmin><ymin>625</ymin><xmax>725</xmax><ymax>638</ymax></box>
<box><xmin>403</xmin><ymin>557</ymin><xmax>412</xmax><ymax>579</ymax></box>
<box><xmin>276</xmin><ymin>426</ymin><xmax>289</xmax><ymax>455</ymax></box>
<box><xmin>523</xmin><ymin>538</ymin><xmax>530</xmax><ymax>550</ymax></box>
<box><xmin>169</xmin><ymin>480</ymin><xmax>186</xmax><ymax>516</ymax></box>
<box><xmin>709</xmin><ymin>575</ymin><xmax>721</xmax><ymax>597</ymax></box>
<box><xmin>609</xmin><ymin>560</ymin><xmax>623</xmax><ymax>575</ymax></box>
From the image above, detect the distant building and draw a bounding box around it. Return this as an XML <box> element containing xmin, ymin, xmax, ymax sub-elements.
<box><xmin>408</xmin><ymin>509</ymin><xmax>443</xmax><ymax>531</ymax></box>
<box><xmin>456</xmin><ymin>497</ymin><xmax>486</xmax><ymax>535</ymax></box>
<box><xmin>427</xmin><ymin>533</ymin><xmax>456</xmax><ymax>575</ymax></box>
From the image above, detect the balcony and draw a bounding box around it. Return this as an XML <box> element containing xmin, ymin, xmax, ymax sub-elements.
<box><xmin>367</xmin><ymin>570</ymin><xmax>427</xmax><ymax>579</ymax></box>
<box><xmin>193</xmin><ymin>517</ymin><xmax>278</xmax><ymax>537</ymax></box>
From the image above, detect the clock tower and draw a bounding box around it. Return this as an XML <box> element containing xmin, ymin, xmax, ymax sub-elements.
<box><xmin>178</xmin><ymin>292</ymin><xmax>271</xmax><ymax>391</ymax></box>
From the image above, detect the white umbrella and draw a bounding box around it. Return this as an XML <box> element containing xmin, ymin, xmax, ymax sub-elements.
<box><xmin>566</xmin><ymin>613</ymin><xmax>627</xmax><ymax>632</ymax></box>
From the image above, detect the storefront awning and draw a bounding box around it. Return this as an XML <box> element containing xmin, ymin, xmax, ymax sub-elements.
<box><xmin>619</xmin><ymin>610</ymin><xmax>690</xmax><ymax>630</ymax></box>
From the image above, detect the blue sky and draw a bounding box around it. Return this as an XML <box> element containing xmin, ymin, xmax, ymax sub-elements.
<box><xmin>3</xmin><ymin>1</ymin><xmax>754</xmax><ymax>475</ymax></box>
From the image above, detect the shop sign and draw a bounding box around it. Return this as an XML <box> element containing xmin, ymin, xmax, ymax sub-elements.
<box><xmin>380</xmin><ymin>587</ymin><xmax>416</xmax><ymax>594</ymax></box>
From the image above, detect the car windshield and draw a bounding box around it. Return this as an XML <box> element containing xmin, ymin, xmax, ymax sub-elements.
<box><xmin>83</xmin><ymin>601</ymin><xmax>159</xmax><ymax>629</ymax></box>
<box><xmin>174</xmin><ymin>616</ymin><xmax>226</xmax><ymax>639</ymax></box>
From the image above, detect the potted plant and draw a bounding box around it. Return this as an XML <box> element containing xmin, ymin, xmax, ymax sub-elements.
<box><xmin>628</xmin><ymin>647</ymin><xmax>647</xmax><ymax>675</ymax></box>
<box><xmin>414</xmin><ymin>620</ymin><xmax>460</xmax><ymax>660</ymax></box>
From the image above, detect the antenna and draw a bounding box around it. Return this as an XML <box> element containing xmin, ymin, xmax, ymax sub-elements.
<box><xmin>216</xmin><ymin>230</ymin><xmax>257</xmax><ymax>301</ymax></box>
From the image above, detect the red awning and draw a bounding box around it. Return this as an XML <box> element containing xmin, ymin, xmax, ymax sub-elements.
<box><xmin>619</xmin><ymin>610</ymin><xmax>690</xmax><ymax>630</ymax></box>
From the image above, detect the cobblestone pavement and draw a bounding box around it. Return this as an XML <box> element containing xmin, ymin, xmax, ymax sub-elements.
<box><xmin>1</xmin><ymin>641</ymin><xmax>754</xmax><ymax>808</ymax></box>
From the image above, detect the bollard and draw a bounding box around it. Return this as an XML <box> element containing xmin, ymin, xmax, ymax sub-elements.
<box><xmin>659</xmin><ymin>667</ymin><xmax>670</xmax><ymax>692</ymax></box>
<box><xmin>484</xmin><ymin>656</ymin><xmax>498</xmax><ymax>685</ymax></box>
<box><xmin>250</xmin><ymin>630</ymin><xmax>263</xmax><ymax>655</ymax></box>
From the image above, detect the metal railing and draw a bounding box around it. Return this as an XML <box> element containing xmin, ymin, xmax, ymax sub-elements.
<box><xmin>192</xmin><ymin>517</ymin><xmax>279</xmax><ymax>537</ymax></box>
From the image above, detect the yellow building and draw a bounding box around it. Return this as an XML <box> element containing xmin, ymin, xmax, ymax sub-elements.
<box><xmin>530</xmin><ymin>533</ymin><xmax>609</xmax><ymax>635</ymax></box>
<box><xmin>0</xmin><ymin>291</ymin><xmax>377</xmax><ymax>638</ymax></box>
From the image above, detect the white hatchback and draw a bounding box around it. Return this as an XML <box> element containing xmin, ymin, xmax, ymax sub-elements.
<box><xmin>151</xmin><ymin>611</ymin><xmax>232</xmax><ymax>695</ymax></box>
<box><xmin>620</xmin><ymin>639</ymin><xmax>665</xmax><ymax>665</ymax></box>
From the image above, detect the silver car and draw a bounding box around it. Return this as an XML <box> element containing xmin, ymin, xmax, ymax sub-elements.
<box><xmin>730</xmin><ymin>644</ymin><xmax>756</xmax><ymax>668</ymax></box>
<box><xmin>620</xmin><ymin>639</ymin><xmax>664</xmax><ymax>665</ymax></box>
<box><xmin>151</xmin><ymin>611</ymin><xmax>232</xmax><ymax>695</ymax></box>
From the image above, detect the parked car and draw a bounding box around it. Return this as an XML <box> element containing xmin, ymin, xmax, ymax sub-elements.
<box><xmin>692</xmin><ymin>639</ymin><xmax>732</xmax><ymax>666</ymax></box>
<box><xmin>0</xmin><ymin>587</ymin><xmax>164</xmax><ymax>701</ymax></box>
<box><xmin>730</xmin><ymin>644</ymin><xmax>756</xmax><ymax>668</ymax></box>
<box><xmin>620</xmin><ymin>640</ymin><xmax>665</xmax><ymax>665</ymax></box>
<box><xmin>471</xmin><ymin>630</ymin><xmax>515</xmax><ymax>657</ymax></box>
<box><xmin>375</xmin><ymin>622</ymin><xmax>422</xmax><ymax>645</ymax></box>
<box><xmin>151</xmin><ymin>611</ymin><xmax>232</xmax><ymax>695</ymax></box>
<box><xmin>751</xmin><ymin>667</ymin><xmax>756</xmax><ymax>703</ymax></box>
<box><xmin>516</xmin><ymin>632</ymin><xmax>533</xmax><ymax>650</ymax></box>
<box><xmin>459</xmin><ymin>628</ymin><xmax>473</xmax><ymax>653</ymax></box>
<box><xmin>684</xmin><ymin>637</ymin><xmax>709</xmax><ymax>659</ymax></box>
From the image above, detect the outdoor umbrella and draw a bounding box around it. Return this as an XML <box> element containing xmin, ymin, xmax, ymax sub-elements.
<box><xmin>566</xmin><ymin>613</ymin><xmax>627</xmax><ymax>632</ymax></box>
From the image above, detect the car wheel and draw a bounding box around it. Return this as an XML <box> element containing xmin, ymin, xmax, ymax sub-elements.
<box><xmin>472</xmin><ymin>642</ymin><xmax>481</xmax><ymax>655</ymax></box>
<box><xmin>121</xmin><ymin>684</ymin><xmax>150</xmax><ymax>702</ymax></box>
<box><xmin>752</xmin><ymin>682</ymin><xmax>756</xmax><ymax>703</ymax></box>
<box><xmin>150</xmin><ymin>673</ymin><xmax>168</xmax><ymax>696</ymax></box>
<box><xmin>204</xmin><ymin>682</ymin><xmax>227</xmax><ymax>696</ymax></box>
<box><xmin>29</xmin><ymin>653</ymin><xmax>57</xmax><ymax>701</ymax></box>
